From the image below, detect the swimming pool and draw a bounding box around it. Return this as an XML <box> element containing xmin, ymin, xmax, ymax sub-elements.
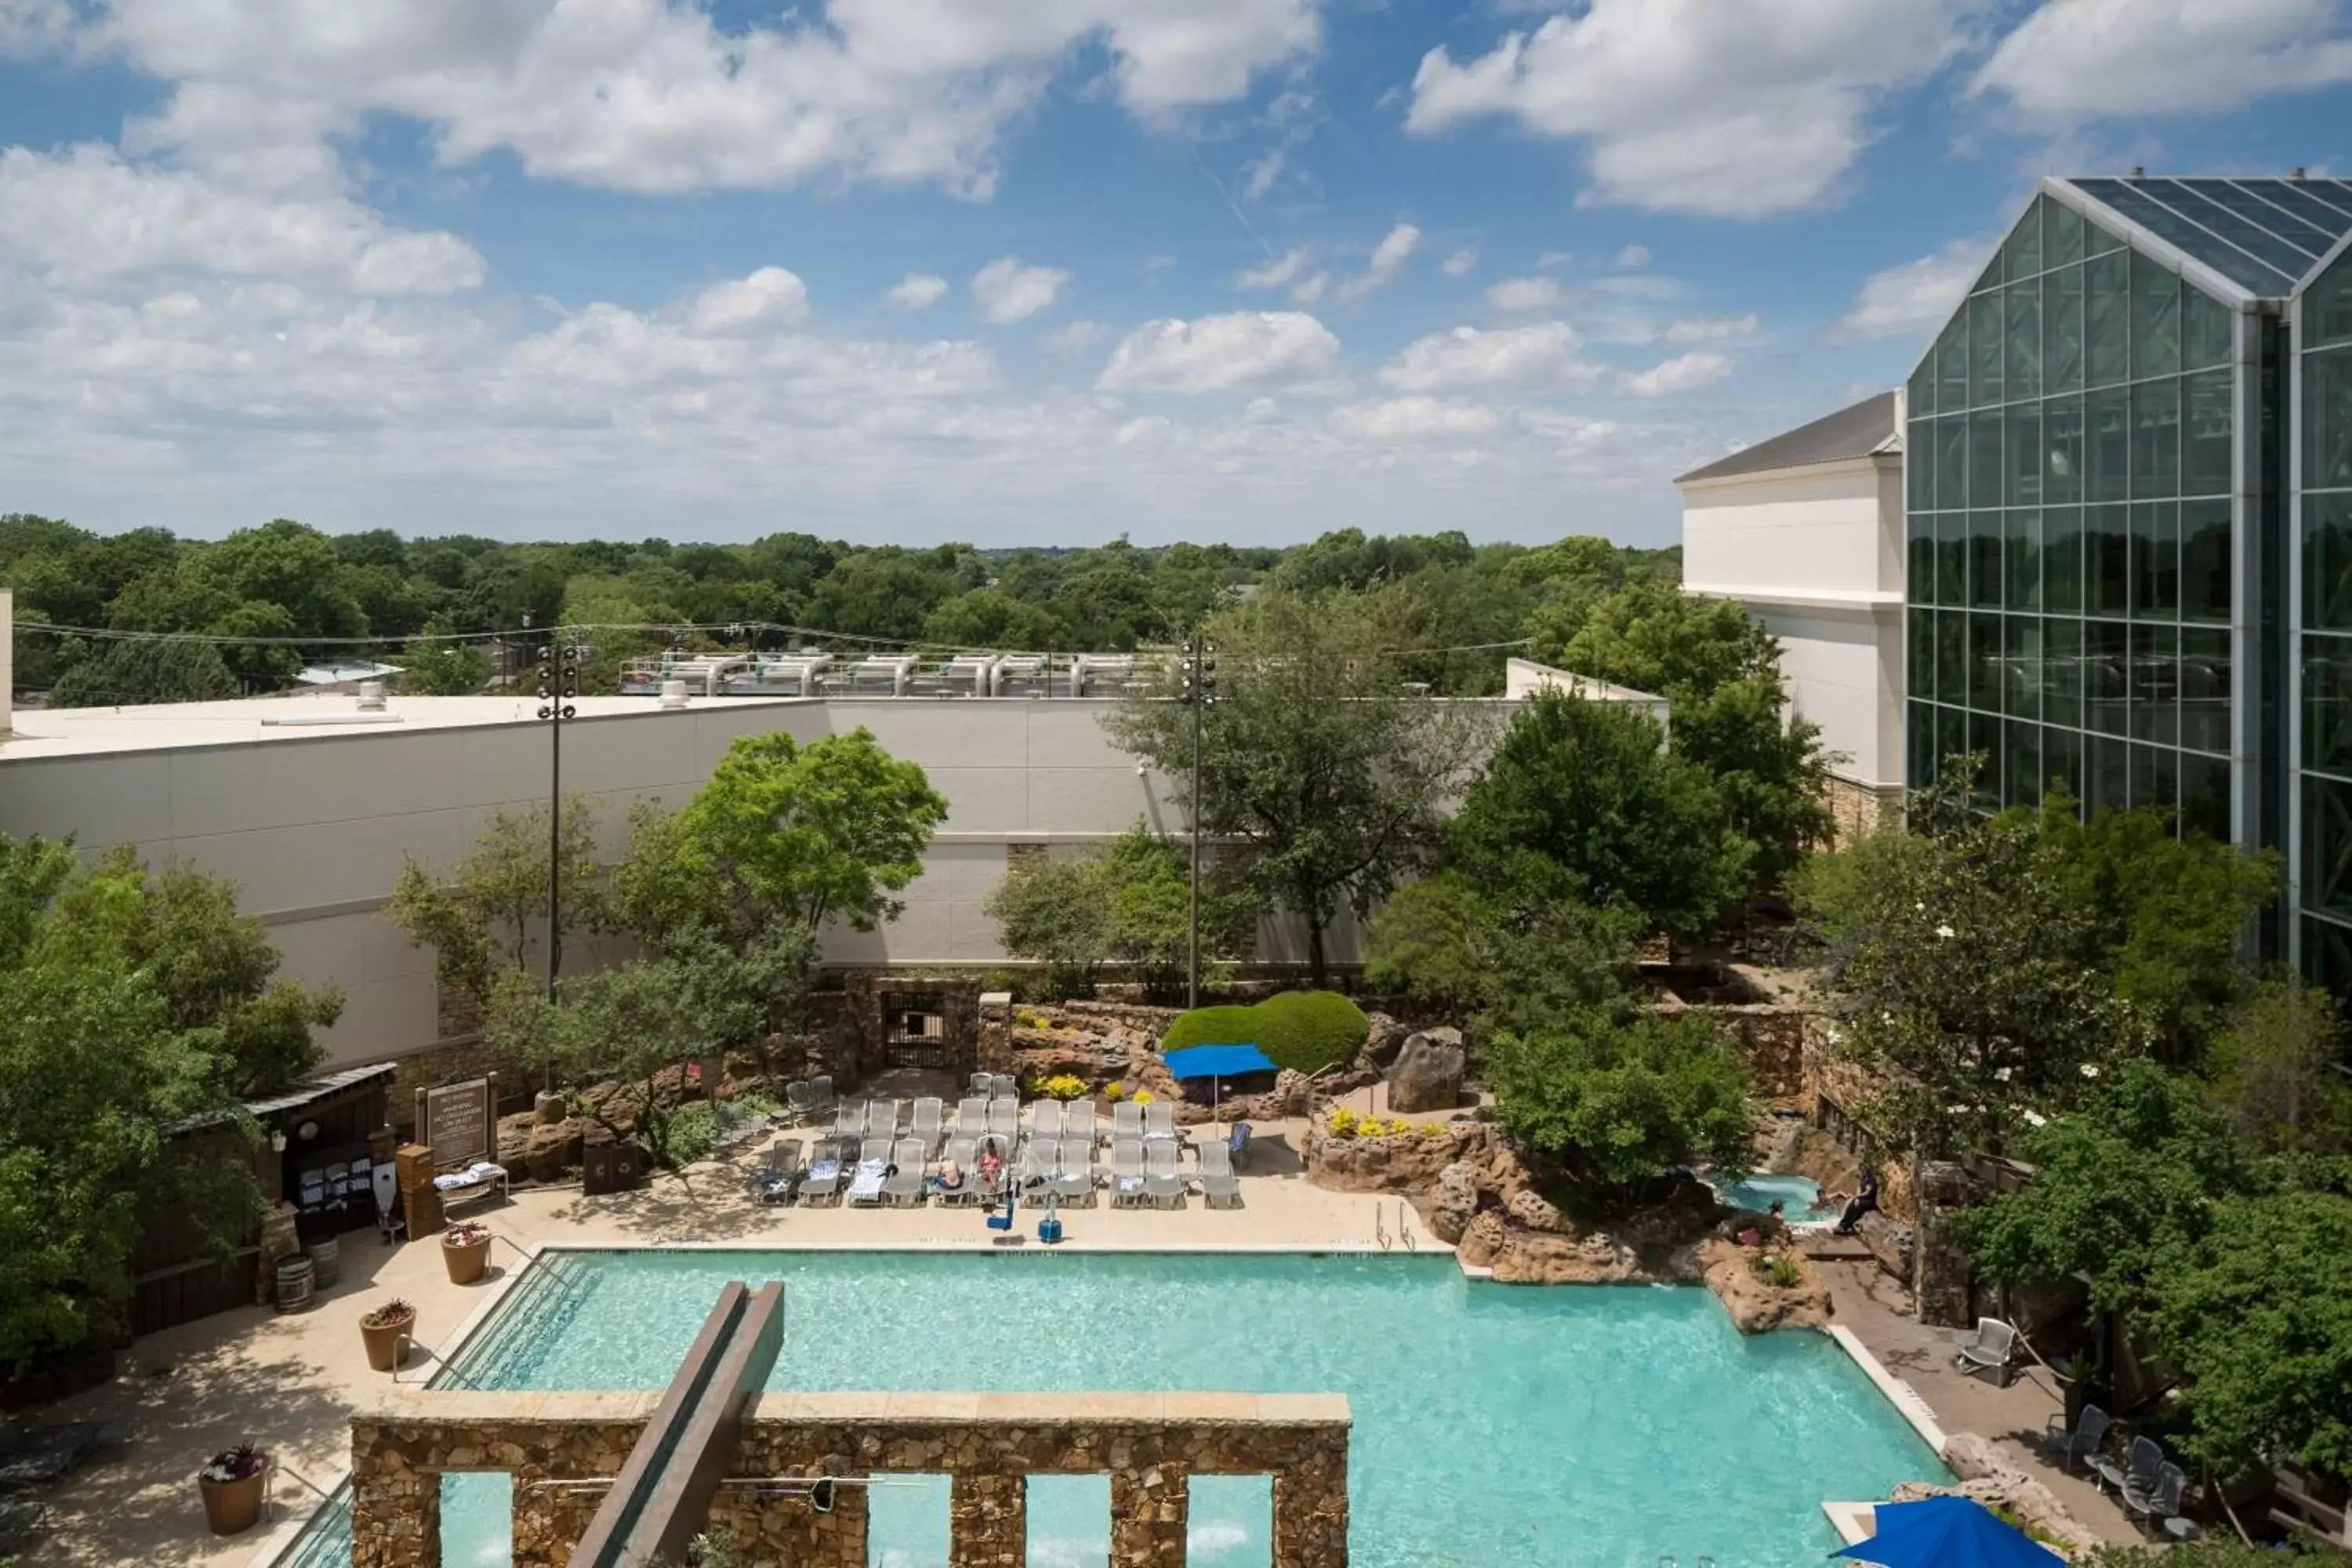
<box><xmin>1715</xmin><ymin>1174</ymin><xmax>1840</xmax><ymax>1227</ymax></box>
<box><xmin>281</xmin><ymin>1249</ymin><xmax>1943</xmax><ymax>1566</ymax></box>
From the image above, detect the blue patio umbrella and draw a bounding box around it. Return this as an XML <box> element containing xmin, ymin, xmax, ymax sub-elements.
<box><xmin>1831</xmin><ymin>1497</ymin><xmax>2063</xmax><ymax>1568</ymax></box>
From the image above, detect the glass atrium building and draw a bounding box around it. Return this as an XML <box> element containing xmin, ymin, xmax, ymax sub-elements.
<box><xmin>1903</xmin><ymin>174</ymin><xmax>2352</xmax><ymax>996</ymax></box>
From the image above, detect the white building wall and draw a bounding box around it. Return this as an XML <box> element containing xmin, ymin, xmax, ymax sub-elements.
<box><xmin>1679</xmin><ymin>455</ymin><xmax>1906</xmax><ymax>793</ymax></box>
<box><xmin>0</xmin><ymin>695</ymin><xmax>1387</xmax><ymax>1065</ymax></box>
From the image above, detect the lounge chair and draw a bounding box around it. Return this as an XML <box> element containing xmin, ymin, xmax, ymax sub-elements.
<box><xmin>1112</xmin><ymin>1102</ymin><xmax>1145</xmax><ymax>1143</ymax></box>
<box><xmin>1143</xmin><ymin>1100</ymin><xmax>1178</xmax><ymax>1143</ymax></box>
<box><xmin>911</xmin><ymin>1098</ymin><xmax>945</xmax><ymax>1157</ymax></box>
<box><xmin>992</xmin><ymin>1073</ymin><xmax>1019</xmax><ymax>1098</ymax></box>
<box><xmin>955</xmin><ymin>1096</ymin><xmax>989</xmax><ymax>1136</ymax></box>
<box><xmin>1109</xmin><ymin>1140</ymin><xmax>1149</xmax><ymax>1207</ymax></box>
<box><xmin>1054</xmin><ymin>1141</ymin><xmax>1094</xmax><ymax>1206</ymax></box>
<box><xmin>848</xmin><ymin>1137</ymin><xmax>892</xmax><ymax>1206</ymax></box>
<box><xmin>2046</xmin><ymin>1403</ymin><xmax>2110</xmax><ymax>1474</ymax></box>
<box><xmin>1143</xmin><ymin>1141</ymin><xmax>1185</xmax><ymax>1207</ymax></box>
<box><xmin>1955</xmin><ymin>1317</ymin><xmax>2018</xmax><ymax>1385</ymax></box>
<box><xmin>784</xmin><ymin>1081</ymin><xmax>815</xmax><ymax>1124</ymax></box>
<box><xmin>752</xmin><ymin>1139</ymin><xmax>801</xmax><ymax>1206</ymax></box>
<box><xmin>975</xmin><ymin>1135</ymin><xmax>1011</xmax><ymax>1206</ymax></box>
<box><xmin>1032</xmin><ymin>1101</ymin><xmax>1065</xmax><ymax>1142</ymax></box>
<box><xmin>2090</xmin><ymin>1435</ymin><xmax>2162</xmax><ymax>1498</ymax></box>
<box><xmin>832</xmin><ymin>1099</ymin><xmax>866</xmax><ymax>1141</ymax></box>
<box><xmin>2124</xmin><ymin>1462</ymin><xmax>2186</xmax><ymax>1534</ymax></box>
<box><xmin>1197</xmin><ymin>1138</ymin><xmax>1241</xmax><ymax>1209</ymax></box>
<box><xmin>798</xmin><ymin>1145</ymin><xmax>844</xmax><ymax>1206</ymax></box>
<box><xmin>988</xmin><ymin>1097</ymin><xmax>1019</xmax><ymax>1141</ymax></box>
<box><xmin>807</xmin><ymin>1076</ymin><xmax>837</xmax><ymax>1119</ymax></box>
<box><xmin>969</xmin><ymin>1071</ymin><xmax>994</xmax><ymax>1096</ymax></box>
<box><xmin>935</xmin><ymin>1136</ymin><xmax>980</xmax><ymax>1207</ymax></box>
<box><xmin>1068</xmin><ymin>1099</ymin><xmax>1098</xmax><ymax>1149</ymax></box>
<box><xmin>883</xmin><ymin>1138</ymin><xmax>927</xmax><ymax>1207</ymax></box>
<box><xmin>869</xmin><ymin>1099</ymin><xmax>902</xmax><ymax>1141</ymax></box>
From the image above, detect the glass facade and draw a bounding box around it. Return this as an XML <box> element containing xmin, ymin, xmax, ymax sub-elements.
<box><xmin>2301</xmin><ymin>245</ymin><xmax>2352</xmax><ymax>997</ymax></box>
<box><xmin>1905</xmin><ymin>194</ymin><xmax>2237</xmax><ymax>842</ymax></box>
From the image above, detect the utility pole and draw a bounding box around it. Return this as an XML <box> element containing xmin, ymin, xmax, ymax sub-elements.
<box><xmin>1184</xmin><ymin>632</ymin><xmax>1215</xmax><ymax>1009</ymax></box>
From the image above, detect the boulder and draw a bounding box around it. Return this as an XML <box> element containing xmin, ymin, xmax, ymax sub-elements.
<box><xmin>1504</xmin><ymin>1188</ymin><xmax>1566</xmax><ymax>1234</ymax></box>
<box><xmin>1386</xmin><ymin>1027</ymin><xmax>1465</xmax><ymax>1113</ymax></box>
<box><xmin>1698</xmin><ymin>1236</ymin><xmax>1832</xmax><ymax>1334</ymax></box>
<box><xmin>1456</xmin><ymin>1209</ymin><xmax>1508</xmax><ymax>1269</ymax></box>
<box><xmin>1359</xmin><ymin>1012</ymin><xmax>1412</xmax><ymax>1072</ymax></box>
<box><xmin>521</xmin><ymin>1120</ymin><xmax>585</xmax><ymax>1183</ymax></box>
<box><xmin>1856</xmin><ymin>1210</ymin><xmax>1915</xmax><ymax>1280</ymax></box>
<box><xmin>1896</xmin><ymin>1435</ymin><xmax>2105</xmax><ymax>1555</ymax></box>
<box><xmin>1429</xmin><ymin>1161</ymin><xmax>1482</xmax><ymax>1244</ymax></box>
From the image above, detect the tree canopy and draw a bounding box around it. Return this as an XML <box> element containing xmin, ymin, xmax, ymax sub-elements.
<box><xmin>985</xmin><ymin>826</ymin><xmax>1256</xmax><ymax>1001</ymax></box>
<box><xmin>1104</xmin><ymin>586</ymin><xmax>1492</xmax><ymax>984</ymax></box>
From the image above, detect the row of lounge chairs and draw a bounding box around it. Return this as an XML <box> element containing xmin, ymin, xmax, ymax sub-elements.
<box><xmin>750</xmin><ymin>1122</ymin><xmax>1247</xmax><ymax>1210</ymax></box>
<box><xmin>2046</xmin><ymin>1406</ymin><xmax>2191</xmax><ymax>1537</ymax></box>
<box><xmin>829</xmin><ymin>1094</ymin><xmax>1186</xmax><ymax>1149</ymax></box>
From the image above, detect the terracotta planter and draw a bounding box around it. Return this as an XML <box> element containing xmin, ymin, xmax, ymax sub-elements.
<box><xmin>198</xmin><ymin>1459</ymin><xmax>270</xmax><ymax>1536</ymax></box>
<box><xmin>442</xmin><ymin>1233</ymin><xmax>491</xmax><ymax>1286</ymax></box>
<box><xmin>360</xmin><ymin>1308</ymin><xmax>414</xmax><ymax>1372</ymax></box>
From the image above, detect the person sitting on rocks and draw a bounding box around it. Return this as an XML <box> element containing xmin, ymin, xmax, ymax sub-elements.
<box><xmin>1831</xmin><ymin>1171</ymin><xmax>1880</xmax><ymax>1236</ymax></box>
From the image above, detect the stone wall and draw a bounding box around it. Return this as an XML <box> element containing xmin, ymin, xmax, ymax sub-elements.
<box><xmin>350</xmin><ymin>1388</ymin><xmax>1350</xmax><ymax>1568</ymax></box>
<box><xmin>1822</xmin><ymin>775</ymin><xmax>1904</xmax><ymax>843</ymax></box>
<box><xmin>1673</xmin><ymin>1000</ymin><xmax>1819</xmax><ymax>1101</ymax></box>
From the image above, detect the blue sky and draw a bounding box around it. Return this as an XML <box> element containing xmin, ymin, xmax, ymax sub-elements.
<box><xmin>2</xmin><ymin>0</ymin><xmax>2350</xmax><ymax>548</ymax></box>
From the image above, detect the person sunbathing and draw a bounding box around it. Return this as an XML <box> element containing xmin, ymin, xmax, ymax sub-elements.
<box><xmin>935</xmin><ymin>1160</ymin><xmax>965</xmax><ymax>1192</ymax></box>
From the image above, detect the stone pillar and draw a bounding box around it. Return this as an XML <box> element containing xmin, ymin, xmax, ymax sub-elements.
<box><xmin>977</xmin><ymin>992</ymin><xmax>1014</xmax><ymax>1080</ymax></box>
<box><xmin>397</xmin><ymin>1142</ymin><xmax>445</xmax><ymax>1238</ymax></box>
<box><xmin>1911</xmin><ymin>1160</ymin><xmax>1976</xmax><ymax>1329</ymax></box>
<box><xmin>350</xmin><ymin>1439</ymin><xmax>440</xmax><ymax>1568</ymax></box>
<box><xmin>1110</xmin><ymin>1465</ymin><xmax>1187</xmax><ymax>1568</ymax></box>
<box><xmin>1272</xmin><ymin>1450</ymin><xmax>1350</xmax><ymax>1568</ymax></box>
<box><xmin>949</xmin><ymin>1472</ymin><xmax>1025</xmax><ymax>1568</ymax></box>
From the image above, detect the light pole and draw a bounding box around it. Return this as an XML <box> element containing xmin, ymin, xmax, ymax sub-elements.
<box><xmin>1183</xmin><ymin>633</ymin><xmax>1216</xmax><ymax>1009</ymax></box>
<box><xmin>534</xmin><ymin>630</ymin><xmax>582</xmax><ymax>1007</ymax></box>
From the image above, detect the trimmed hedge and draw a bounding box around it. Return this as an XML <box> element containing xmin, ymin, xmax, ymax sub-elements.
<box><xmin>1160</xmin><ymin>991</ymin><xmax>1370</xmax><ymax>1076</ymax></box>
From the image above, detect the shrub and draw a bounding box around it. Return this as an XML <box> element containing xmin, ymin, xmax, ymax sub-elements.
<box><xmin>1037</xmin><ymin>1074</ymin><xmax>1087</xmax><ymax>1102</ymax></box>
<box><xmin>1161</xmin><ymin>991</ymin><xmax>1370</xmax><ymax>1076</ymax></box>
<box><xmin>1104</xmin><ymin>1083</ymin><xmax>1127</xmax><ymax>1102</ymax></box>
<box><xmin>1751</xmin><ymin>1254</ymin><xmax>1803</xmax><ymax>1290</ymax></box>
<box><xmin>1328</xmin><ymin>1107</ymin><xmax>1361</xmax><ymax>1139</ymax></box>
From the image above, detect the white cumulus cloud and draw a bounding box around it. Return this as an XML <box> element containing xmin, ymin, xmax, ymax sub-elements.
<box><xmin>1834</xmin><ymin>240</ymin><xmax>1987</xmax><ymax>341</ymax></box>
<box><xmin>687</xmin><ymin>267</ymin><xmax>810</xmax><ymax>335</ymax></box>
<box><xmin>1484</xmin><ymin>275</ymin><xmax>1561</xmax><ymax>312</ymax></box>
<box><xmin>1096</xmin><ymin>311</ymin><xmax>1340</xmax><ymax>394</ymax></box>
<box><xmin>1974</xmin><ymin>0</ymin><xmax>2352</xmax><ymax>120</ymax></box>
<box><xmin>1441</xmin><ymin>248</ymin><xmax>1479</xmax><ymax>277</ymax></box>
<box><xmin>1330</xmin><ymin>396</ymin><xmax>1500</xmax><ymax>441</ymax></box>
<box><xmin>886</xmin><ymin>272</ymin><xmax>949</xmax><ymax>310</ymax></box>
<box><xmin>1235</xmin><ymin>246</ymin><xmax>1313</xmax><ymax>290</ymax></box>
<box><xmin>1620</xmin><ymin>350</ymin><xmax>1733</xmax><ymax>397</ymax></box>
<box><xmin>1377</xmin><ymin>321</ymin><xmax>1601</xmax><ymax>394</ymax></box>
<box><xmin>1405</xmin><ymin>0</ymin><xmax>1969</xmax><ymax>216</ymax></box>
<box><xmin>971</xmin><ymin>256</ymin><xmax>1070</xmax><ymax>324</ymax></box>
<box><xmin>1336</xmin><ymin>222</ymin><xmax>1421</xmax><ymax>303</ymax></box>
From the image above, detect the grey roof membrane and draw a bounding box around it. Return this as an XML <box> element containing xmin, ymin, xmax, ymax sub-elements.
<box><xmin>2062</xmin><ymin>175</ymin><xmax>2352</xmax><ymax>298</ymax></box>
<box><xmin>1675</xmin><ymin>390</ymin><xmax>1897</xmax><ymax>485</ymax></box>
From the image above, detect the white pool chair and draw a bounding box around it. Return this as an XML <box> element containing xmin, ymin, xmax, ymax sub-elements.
<box><xmin>798</xmin><ymin>1145</ymin><xmax>844</xmax><ymax>1206</ymax></box>
<box><xmin>848</xmin><ymin>1137</ymin><xmax>892</xmax><ymax>1206</ymax></box>
<box><xmin>832</xmin><ymin>1099</ymin><xmax>866</xmax><ymax>1141</ymax></box>
<box><xmin>988</xmin><ymin>1098</ymin><xmax>1019</xmax><ymax>1140</ymax></box>
<box><xmin>1111</xmin><ymin>1102</ymin><xmax>1145</xmax><ymax>1143</ymax></box>
<box><xmin>1196</xmin><ymin>1138</ymin><xmax>1241</xmax><ymax>1210</ymax></box>
<box><xmin>935</xmin><ymin>1136</ymin><xmax>980</xmax><ymax>1207</ymax></box>
<box><xmin>1067</xmin><ymin>1100</ymin><xmax>1099</xmax><ymax>1149</ymax></box>
<box><xmin>806</xmin><ymin>1076</ymin><xmax>837</xmax><ymax>1119</ymax></box>
<box><xmin>1142</xmin><ymin>1100</ymin><xmax>1178</xmax><ymax>1143</ymax></box>
<box><xmin>883</xmin><ymin>1137</ymin><xmax>927</xmax><ymax>1206</ymax></box>
<box><xmin>1031</xmin><ymin>1100</ymin><xmax>1065</xmax><ymax>1142</ymax></box>
<box><xmin>1955</xmin><ymin>1317</ymin><xmax>2019</xmax><ymax>1384</ymax></box>
<box><xmin>869</xmin><ymin>1099</ymin><xmax>902</xmax><ymax>1142</ymax></box>
<box><xmin>1109</xmin><ymin>1140</ymin><xmax>1149</xmax><ymax>1207</ymax></box>
<box><xmin>1054</xmin><ymin>1141</ymin><xmax>1094</xmax><ymax>1206</ymax></box>
<box><xmin>911</xmin><ymin>1098</ymin><xmax>944</xmax><ymax>1156</ymax></box>
<box><xmin>1143</xmin><ymin>1141</ymin><xmax>1185</xmax><ymax>1207</ymax></box>
<box><xmin>955</xmin><ymin>1096</ymin><xmax>989</xmax><ymax>1136</ymax></box>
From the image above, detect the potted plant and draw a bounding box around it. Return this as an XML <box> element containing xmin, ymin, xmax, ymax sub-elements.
<box><xmin>359</xmin><ymin>1298</ymin><xmax>416</xmax><ymax>1372</ymax></box>
<box><xmin>442</xmin><ymin>1221</ymin><xmax>492</xmax><ymax>1286</ymax></box>
<box><xmin>198</xmin><ymin>1443</ymin><xmax>270</xmax><ymax>1535</ymax></box>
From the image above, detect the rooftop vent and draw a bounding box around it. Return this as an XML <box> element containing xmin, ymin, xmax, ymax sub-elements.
<box><xmin>356</xmin><ymin>681</ymin><xmax>387</xmax><ymax>712</ymax></box>
<box><xmin>659</xmin><ymin>680</ymin><xmax>690</xmax><ymax>710</ymax></box>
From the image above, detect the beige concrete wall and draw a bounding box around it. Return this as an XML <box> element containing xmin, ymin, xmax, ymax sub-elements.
<box><xmin>0</xmin><ymin>695</ymin><xmax>1388</xmax><ymax>1065</ymax></box>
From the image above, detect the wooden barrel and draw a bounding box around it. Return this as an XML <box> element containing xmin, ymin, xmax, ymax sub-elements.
<box><xmin>304</xmin><ymin>1236</ymin><xmax>340</xmax><ymax>1290</ymax></box>
<box><xmin>274</xmin><ymin>1254</ymin><xmax>314</xmax><ymax>1312</ymax></box>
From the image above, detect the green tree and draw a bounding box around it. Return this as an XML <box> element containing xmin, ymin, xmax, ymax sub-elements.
<box><xmin>1486</xmin><ymin>1005</ymin><xmax>1755</xmax><ymax>1188</ymax></box>
<box><xmin>677</xmin><ymin>729</ymin><xmax>948</xmax><ymax>934</ymax></box>
<box><xmin>386</xmin><ymin>797</ymin><xmax>601</xmax><ymax>1014</ymax></box>
<box><xmin>1448</xmin><ymin>690</ymin><xmax>1748</xmax><ymax>945</ymax></box>
<box><xmin>920</xmin><ymin>590</ymin><xmax>1072</xmax><ymax>652</ymax></box>
<box><xmin>1104</xmin><ymin>586</ymin><xmax>1491</xmax><ymax>985</ymax></box>
<box><xmin>1669</xmin><ymin>673</ymin><xmax>1838</xmax><ymax>897</ymax></box>
<box><xmin>1798</xmin><ymin>774</ymin><xmax>2152</xmax><ymax>1157</ymax></box>
<box><xmin>34</xmin><ymin>848</ymin><xmax>342</xmax><ymax>1095</ymax></box>
<box><xmin>2203</xmin><ymin>978</ymin><xmax>2352</xmax><ymax>1159</ymax></box>
<box><xmin>398</xmin><ymin>617</ymin><xmax>492</xmax><ymax>695</ymax></box>
<box><xmin>2143</xmin><ymin>1188</ymin><xmax>2352</xmax><ymax>1477</ymax></box>
<box><xmin>982</xmin><ymin>827</ymin><xmax>1254</xmax><ymax>1001</ymax></box>
<box><xmin>597</xmin><ymin>802</ymin><xmax>733</xmax><ymax>954</ymax></box>
<box><xmin>1552</xmin><ymin>580</ymin><xmax>1773</xmax><ymax>700</ymax></box>
<box><xmin>48</xmin><ymin>636</ymin><xmax>240</xmax><ymax>707</ymax></box>
<box><xmin>985</xmin><ymin>851</ymin><xmax>1112</xmax><ymax>999</ymax></box>
<box><xmin>1363</xmin><ymin>872</ymin><xmax>1643</xmax><ymax>1037</ymax></box>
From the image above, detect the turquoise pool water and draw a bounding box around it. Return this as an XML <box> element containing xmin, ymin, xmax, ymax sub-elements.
<box><xmin>1716</xmin><ymin>1174</ymin><xmax>1839</xmax><ymax>1225</ymax></box>
<box><xmin>282</xmin><ymin>1250</ymin><xmax>1943</xmax><ymax>1566</ymax></box>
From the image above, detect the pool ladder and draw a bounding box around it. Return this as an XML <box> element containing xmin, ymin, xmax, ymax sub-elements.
<box><xmin>1374</xmin><ymin>1202</ymin><xmax>1417</xmax><ymax>1253</ymax></box>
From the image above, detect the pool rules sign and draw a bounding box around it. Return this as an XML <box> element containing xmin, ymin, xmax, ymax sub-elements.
<box><xmin>419</xmin><ymin>1077</ymin><xmax>493</xmax><ymax>1169</ymax></box>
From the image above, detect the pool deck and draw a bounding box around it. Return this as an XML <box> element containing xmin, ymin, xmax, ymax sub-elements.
<box><xmin>13</xmin><ymin>1117</ymin><xmax>2140</xmax><ymax>1566</ymax></box>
